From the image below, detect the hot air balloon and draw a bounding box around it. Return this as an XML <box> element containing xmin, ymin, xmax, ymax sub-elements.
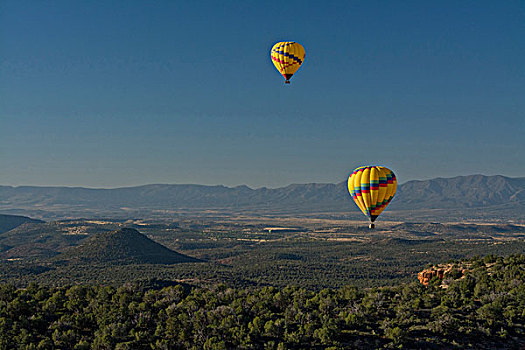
<box><xmin>270</xmin><ymin>41</ymin><xmax>305</xmax><ymax>84</ymax></box>
<box><xmin>348</xmin><ymin>166</ymin><xmax>397</xmax><ymax>229</ymax></box>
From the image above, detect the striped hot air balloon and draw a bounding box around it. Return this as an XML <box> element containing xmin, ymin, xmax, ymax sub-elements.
<box><xmin>270</xmin><ymin>41</ymin><xmax>305</xmax><ymax>84</ymax></box>
<box><xmin>348</xmin><ymin>166</ymin><xmax>397</xmax><ymax>228</ymax></box>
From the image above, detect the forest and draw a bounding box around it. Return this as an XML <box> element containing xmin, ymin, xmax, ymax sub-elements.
<box><xmin>1</xmin><ymin>254</ymin><xmax>523</xmax><ymax>349</ymax></box>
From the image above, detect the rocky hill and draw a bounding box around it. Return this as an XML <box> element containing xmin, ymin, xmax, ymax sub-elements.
<box><xmin>57</xmin><ymin>228</ymin><xmax>200</xmax><ymax>265</ymax></box>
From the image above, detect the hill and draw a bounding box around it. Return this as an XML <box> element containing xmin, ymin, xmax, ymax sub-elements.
<box><xmin>0</xmin><ymin>214</ymin><xmax>44</xmax><ymax>234</ymax></box>
<box><xmin>1</xmin><ymin>175</ymin><xmax>524</xmax><ymax>220</ymax></box>
<box><xmin>0</xmin><ymin>222</ymin><xmax>88</xmax><ymax>259</ymax></box>
<box><xmin>57</xmin><ymin>228</ymin><xmax>200</xmax><ymax>265</ymax></box>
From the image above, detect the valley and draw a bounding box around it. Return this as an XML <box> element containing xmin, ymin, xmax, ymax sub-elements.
<box><xmin>1</xmin><ymin>214</ymin><xmax>524</xmax><ymax>289</ymax></box>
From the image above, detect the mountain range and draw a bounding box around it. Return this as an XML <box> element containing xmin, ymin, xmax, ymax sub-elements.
<box><xmin>1</xmin><ymin>175</ymin><xmax>524</xmax><ymax>220</ymax></box>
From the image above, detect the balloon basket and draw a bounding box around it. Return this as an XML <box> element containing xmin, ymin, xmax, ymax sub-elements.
<box><xmin>369</xmin><ymin>223</ymin><xmax>375</xmax><ymax>229</ymax></box>
<box><xmin>284</xmin><ymin>80</ymin><xmax>290</xmax><ymax>84</ymax></box>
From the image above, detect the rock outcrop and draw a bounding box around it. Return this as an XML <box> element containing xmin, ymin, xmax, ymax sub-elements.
<box><xmin>418</xmin><ymin>264</ymin><xmax>465</xmax><ymax>286</ymax></box>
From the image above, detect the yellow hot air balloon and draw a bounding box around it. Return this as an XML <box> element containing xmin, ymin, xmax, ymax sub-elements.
<box><xmin>270</xmin><ymin>41</ymin><xmax>305</xmax><ymax>84</ymax></box>
<box><xmin>347</xmin><ymin>166</ymin><xmax>397</xmax><ymax>228</ymax></box>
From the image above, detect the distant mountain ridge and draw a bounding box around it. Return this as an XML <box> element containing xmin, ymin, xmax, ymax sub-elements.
<box><xmin>395</xmin><ymin>175</ymin><xmax>525</xmax><ymax>209</ymax></box>
<box><xmin>1</xmin><ymin>175</ymin><xmax>524</xmax><ymax>217</ymax></box>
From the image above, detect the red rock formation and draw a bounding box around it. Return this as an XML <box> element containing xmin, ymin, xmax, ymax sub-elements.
<box><xmin>418</xmin><ymin>269</ymin><xmax>441</xmax><ymax>286</ymax></box>
<box><xmin>418</xmin><ymin>265</ymin><xmax>462</xmax><ymax>286</ymax></box>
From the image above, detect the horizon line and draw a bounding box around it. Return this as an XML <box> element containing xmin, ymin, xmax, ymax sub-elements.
<box><xmin>0</xmin><ymin>173</ymin><xmax>521</xmax><ymax>191</ymax></box>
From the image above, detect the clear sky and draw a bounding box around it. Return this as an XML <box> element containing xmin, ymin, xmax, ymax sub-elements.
<box><xmin>1</xmin><ymin>1</ymin><xmax>524</xmax><ymax>188</ymax></box>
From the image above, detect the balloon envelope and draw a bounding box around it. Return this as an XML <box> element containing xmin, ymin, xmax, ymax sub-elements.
<box><xmin>347</xmin><ymin>166</ymin><xmax>397</xmax><ymax>222</ymax></box>
<box><xmin>270</xmin><ymin>41</ymin><xmax>305</xmax><ymax>83</ymax></box>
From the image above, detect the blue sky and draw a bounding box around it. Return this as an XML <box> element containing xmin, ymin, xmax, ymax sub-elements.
<box><xmin>1</xmin><ymin>1</ymin><xmax>524</xmax><ymax>188</ymax></box>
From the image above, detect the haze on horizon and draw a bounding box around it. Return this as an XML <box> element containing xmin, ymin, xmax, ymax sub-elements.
<box><xmin>1</xmin><ymin>1</ymin><xmax>524</xmax><ymax>189</ymax></box>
